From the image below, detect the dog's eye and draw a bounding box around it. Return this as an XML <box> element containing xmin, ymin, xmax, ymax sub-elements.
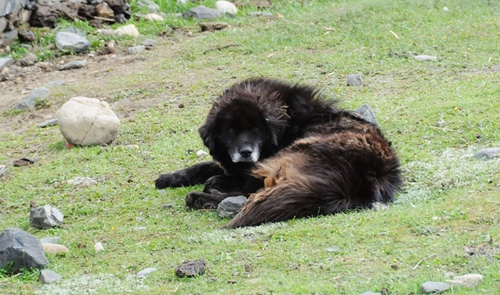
<box><xmin>265</xmin><ymin>117</ymin><xmax>270</xmax><ymax>122</ymax></box>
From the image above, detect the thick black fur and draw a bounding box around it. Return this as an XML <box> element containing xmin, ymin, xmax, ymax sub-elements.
<box><xmin>155</xmin><ymin>78</ymin><xmax>403</xmax><ymax>226</ymax></box>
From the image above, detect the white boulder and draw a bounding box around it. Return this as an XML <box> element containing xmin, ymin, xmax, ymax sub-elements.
<box><xmin>215</xmin><ymin>1</ymin><xmax>238</xmax><ymax>15</ymax></box>
<box><xmin>57</xmin><ymin>97</ymin><xmax>120</xmax><ymax>146</ymax></box>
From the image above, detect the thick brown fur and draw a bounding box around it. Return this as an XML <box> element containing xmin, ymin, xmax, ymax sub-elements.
<box><xmin>155</xmin><ymin>78</ymin><xmax>403</xmax><ymax>227</ymax></box>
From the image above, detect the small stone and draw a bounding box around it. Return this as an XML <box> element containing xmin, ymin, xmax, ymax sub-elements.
<box><xmin>67</xmin><ymin>176</ymin><xmax>97</xmax><ymax>187</ymax></box>
<box><xmin>175</xmin><ymin>259</ymin><xmax>207</xmax><ymax>278</ymax></box>
<box><xmin>133</xmin><ymin>226</ymin><xmax>147</xmax><ymax>231</ymax></box>
<box><xmin>39</xmin><ymin>269</ymin><xmax>63</xmax><ymax>284</ymax></box>
<box><xmin>127</xmin><ymin>45</ymin><xmax>146</xmax><ymax>55</ymax></box>
<box><xmin>420</xmin><ymin>281</ymin><xmax>450</xmax><ymax>294</ymax></box>
<box><xmin>37</xmin><ymin>118</ymin><xmax>59</xmax><ymax>128</ymax></box>
<box><xmin>96</xmin><ymin>2</ymin><xmax>114</xmax><ymax>18</ymax></box>
<box><xmin>475</xmin><ymin>147</ymin><xmax>500</xmax><ymax>159</ymax></box>
<box><xmin>137</xmin><ymin>267</ymin><xmax>157</xmax><ymax>278</ymax></box>
<box><xmin>183</xmin><ymin>5</ymin><xmax>221</xmax><ymax>20</ymax></box>
<box><xmin>55</xmin><ymin>32</ymin><xmax>91</xmax><ymax>54</ymax></box>
<box><xmin>45</xmin><ymin>80</ymin><xmax>67</xmax><ymax>87</ymax></box>
<box><xmin>41</xmin><ymin>243</ymin><xmax>69</xmax><ymax>255</ymax></box>
<box><xmin>161</xmin><ymin>203</ymin><xmax>175</xmax><ymax>210</ymax></box>
<box><xmin>137</xmin><ymin>0</ymin><xmax>160</xmax><ymax>13</ymax></box>
<box><xmin>40</xmin><ymin>237</ymin><xmax>62</xmax><ymax>244</ymax></box>
<box><xmin>359</xmin><ymin>292</ymin><xmax>381</xmax><ymax>295</ymax></box>
<box><xmin>18</xmin><ymin>29</ymin><xmax>38</xmax><ymax>43</ymax></box>
<box><xmin>0</xmin><ymin>165</ymin><xmax>6</xmax><ymax>177</ymax></box>
<box><xmin>196</xmin><ymin>150</ymin><xmax>208</xmax><ymax>157</ymax></box>
<box><xmin>413</xmin><ymin>55</ymin><xmax>438</xmax><ymax>61</ymax></box>
<box><xmin>58</xmin><ymin>60</ymin><xmax>86</xmax><ymax>71</ymax></box>
<box><xmin>142</xmin><ymin>13</ymin><xmax>164</xmax><ymax>21</ymax></box>
<box><xmin>325</xmin><ymin>246</ymin><xmax>340</xmax><ymax>252</ymax></box>
<box><xmin>30</xmin><ymin>205</ymin><xmax>64</xmax><ymax>229</ymax></box>
<box><xmin>141</xmin><ymin>39</ymin><xmax>157</xmax><ymax>47</ymax></box>
<box><xmin>443</xmin><ymin>7</ymin><xmax>449</xmax><ymax>12</ymax></box>
<box><xmin>94</xmin><ymin>242</ymin><xmax>104</xmax><ymax>252</ymax></box>
<box><xmin>446</xmin><ymin>273</ymin><xmax>483</xmax><ymax>288</ymax></box>
<box><xmin>217</xmin><ymin>196</ymin><xmax>247</xmax><ymax>218</ymax></box>
<box><xmin>247</xmin><ymin>12</ymin><xmax>273</xmax><ymax>17</ymax></box>
<box><xmin>347</xmin><ymin>73</ymin><xmax>363</xmax><ymax>86</ymax></box>
<box><xmin>215</xmin><ymin>1</ymin><xmax>238</xmax><ymax>15</ymax></box>
<box><xmin>355</xmin><ymin>103</ymin><xmax>378</xmax><ymax>126</ymax></box>
<box><xmin>115</xmin><ymin>24</ymin><xmax>140</xmax><ymax>37</ymax></box>
<box><xmin>19</xmin><ymin>53</ymin><xmax>38</xmax><ymax>66</ymax></box>
<box><xmin>436</xmin><ymin>119</ymin><xmax>446</xmax><ymax>127</ymax></box>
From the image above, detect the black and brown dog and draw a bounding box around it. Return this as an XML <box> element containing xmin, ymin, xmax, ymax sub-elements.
<box><xmin>155</xmin><ymin>78</ymin><xmax>403</xmax><ymax>228</ymax></box>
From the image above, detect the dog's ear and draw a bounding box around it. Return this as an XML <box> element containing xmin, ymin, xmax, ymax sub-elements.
<box><xmin>199</xmin><ymin>121</ymin><xmax>216</xmax><ymax>152</ymax></box>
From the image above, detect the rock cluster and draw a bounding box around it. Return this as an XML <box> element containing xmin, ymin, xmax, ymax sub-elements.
<box><xmin>0</xmin><ymin>0</ymin><xmax>132</xmax><ymax>48</ymax></box>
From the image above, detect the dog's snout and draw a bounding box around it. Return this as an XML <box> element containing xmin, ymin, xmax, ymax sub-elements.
<box><xmin>239</xmin><ymin>148</ymin><xmax>253</xmax><ymax>158</ymax></box>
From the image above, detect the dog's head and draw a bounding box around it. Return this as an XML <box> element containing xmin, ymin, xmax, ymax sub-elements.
<box><xmin>199</xmin><ymin>88</ymin><xmax>288</xmax><ymax>165</ymax></box>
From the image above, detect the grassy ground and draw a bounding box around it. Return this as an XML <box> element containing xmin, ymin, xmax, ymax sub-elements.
<box><xmin>1</xmin><ymin>0</ymin><xmax>500</xmax><ymax>294</ymax></box>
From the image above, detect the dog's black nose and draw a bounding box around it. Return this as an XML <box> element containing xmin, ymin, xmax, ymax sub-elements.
<box><xmin>240</xmin><ymin>149</ymin><xmax>252</xmax><ymax>158</ymax></box>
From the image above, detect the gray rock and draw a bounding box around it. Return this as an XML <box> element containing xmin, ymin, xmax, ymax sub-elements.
<box><xmin>0</xmin><ymin>56</ymin><xmax>14</xmax><ymax>71</ymax></box>
<box><xmin>39</xmin><ymin>269</ymin><xmax>62</xmax><ymax>284</ymax></box>
<box><xmin>58</xmin><ymin>60</ymin><xmax>86</xmax><ymax>71</ymax></box>
<box><xmin>247</xmin><ymin>11</ymin><xmax>273</xmax><ymax>17</ymax></box>
<box><xmin>57</xmin><ymin>97</ymin><xmax>120</xmax><ymax>146</ymax></box>
<box><xmin>0</xmin><ymin>0</ymin><xmax>30</xmax><ymax>16</ymax></box>
<box><xmin>183</xmin><ymin>5</ymin><xmax>221</xmax><ymax>20</ymax></box>
<box><xmin>217</xmin><ymin>196</ymin><xmax>247</xmax><ymax>218</ymax></box>
<box><xmin>325</xmin><ymin>246</ymin><xmax>340</xmax><ymax>252</ymax></box>
<box><xmin>0</xmin><ymin>29</ymin><xmax>18</xmax><ymax>47</ymax></box>
<box><xmin>136</xmin><ymin>0</ymin><xmax>160</xmax><ymax>12</ymax></box>
<box><xmin>175</xmin><ymin>259</ymin><xmax>207</xmax><ymax>278</ymax></box>
<box><xmin>475</xmin><ymin>147</ymin><xmax>500</xmax><ymax>159</ymax></box>
<box><xmin>40</xmin><ymin>236</ymin><xmax>62</xmax><ymax>244</ymax></box>
<box><xmin>347</xmin><ymin>73</ymin><xmax>363</xmax><ymax>86</ymax></box>
<box><xmin>141</xmin><ymin>39</ymin><xmax>157</xmax><ymax>47</ymax></box>
<box><xmin>29</xmin><ymin>205</ymin><xmax>64</xmax><ymax>229</ymax></box>
<box><xmin>0</xmin><ymin>165</ymin><xmax>6</xmax><ymax>177</ymax></box>
<box><xmin>37</xmin><ymin>118</ymin><xmax>59</xmax><ymax>128</ymax></box>
<box><xmin>0</xmin><ymin>228</ymin><xmax>49</xmax><ymax>273</ymax></box>
<box><xmin>355</xmin><ymin>103</ymin><xmax>378</xmax><ymax>126</ymax></box>
<box><xmin>12</xmin><ymin>86</ymin><xmax>50</xmax><ymax>111</ymax></box>
<box><xmin>66</xmin><ymin>176</ymin><xmax>97</xmax><ymax>187</ymax></box>
<box><xmin>18</xmin><ymin>29</ymin><xmax>37</xmax><ymax>42</ymax></box>
<box><xmin>137</xmin><ymin>267</ymin><xmax>157</xmax><ymax>278</ymax></box>
<box><xmin>421</xmin><ymin>281</ymin><xmax>450</xmax><ymax>294</ymax></box>
<box><xmin>414</xmin><ymin>55</ymin><xmax>438</xmax><ymax>61</ymax></box>
<box><xmin>436</xmin><ymin>119</ymin><xmax>446</xmax><ymax>127</ymax></box>
<box><xmin>359</xmin><ymin>292</ymin><xmax>381</xmax><ymax>295</ymax></box>
<box><xmin>127</xmin><ymin>45</ymin><xmax>146</xmax><ymax>55</ymax></box>
<box><xmin>0</xmin><ymin>17</ymin><xmax>7</xmax><ymax>31</ymax></box>
<box><xmin>55</xmin><ymin>32</ymin><xmax>91</xmax><ymax>54</ymax></box>
<box><xmin>19</xmin><ymin>52</ymin><xmax>38</xmax><ymax>66</ymax></box>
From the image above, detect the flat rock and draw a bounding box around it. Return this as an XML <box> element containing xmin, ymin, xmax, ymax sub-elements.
<box><xmin>414</xmin><ymin>55</ymin><xmax>438</xmax><ymax>61</ymax></box>
<box><xmin>421</xmin><ymin>281</ymin><xmax>450</xmax><ymax>294</ymax></box>
<box><xmin>67</xmin><ymin>176</ymin><xmax>98</xmax><ymax>187</ymax></box>
<box><xmin>58</xmin><ymin>60</ymin><xmax>86</xmax><ymax>71</ymax></box>
<box><xmin>41</xmin><ymin>243</ymin><xmax>69</xmax><ymax>255</ymax></box>
<box><xmin>359</xmin><ymin>292</ymin><xmax>381</xmax><ymax>295</ymax></box>
<box><xmin>127</xmin><ymin>45</ymin><xmax>146</xmax><ymax>55</ymax></box>
<box><xmin>0</xmin><ymin>228</ymin><xmax>49</xmax><ymax>273</ymax></box>
<box><xmin>217</xmin><ymin>195</ymin><xmax>247</xmax><ymax>218</ymax></box>
<box><xmin>37</xmin><ymin>118</ymin><xmax>59</xmax><ymax>128</ymax></box>
<box><xmin>39</xmin><ymin>269</ymin><xmax>63</xmax><ymax>284</ymax></box>
<box><xmin>57</xmin><ymin>97</ymin><xmax>120</xmax><ymax>146</ymax></box>
<box><xmin>12</xmin><ymin>86</ymin><xmax>49</xmax><ymax>111</ymax></box>
<box><xmin>55</xmin><ymin>32</ymin><xmax>91</xmax><ymax>54</ymax></box>
<box><xmin>475</xmin><ymin>147</ymin><xmax>500</xmax><ymax>159</ymax></box>
<box><xmin>183</xmin><ymin>5</ymin><xmax>221</xmax><ymax>20</ymax></box>
<box><xmin>137</xmin><ymin>267</ymin><xmax>157</xmax><ymax>278</ymax></box>
<box><xmin>40</xmin><ymin>236</ymin><xmax>62</xmax><ymax>244</ymax></box>
<box><xmin>94</xmin><ymin>242</ymin><xmax>104</xmax><ymax>252</ymax></box>
<box><xmin>18</xmin><ymin>29</ymin><xmax>37</xmax><ymax>42</ymax></box>
<box><xmin>19</xmin><ymin>52</ymin><xmax>38</xmax><ymax>66</ymax></box>
<box><xmin>175</xmin><ymin>259</ymin><xmax>207</xmax><ymax>278</ymax></box>
<box><xmin>30</xmin><ymin>204</ymin><xmax>64</xmax><ymax>229</ymax></box>
<box><xmin>446</xmin><ymin>273</ymin><xmax>483</xmax><ymax>288</ymax></box>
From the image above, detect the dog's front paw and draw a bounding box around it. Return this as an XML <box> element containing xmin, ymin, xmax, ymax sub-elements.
<box><xmin>155</xmin><ymin>173</ymin><xmax>184</xmax><ymax>189</ymax></box>
<box><xmin>185</xmin><ymin>192</ymin><xmax>224</xmax><ymax>209</ymax></box>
